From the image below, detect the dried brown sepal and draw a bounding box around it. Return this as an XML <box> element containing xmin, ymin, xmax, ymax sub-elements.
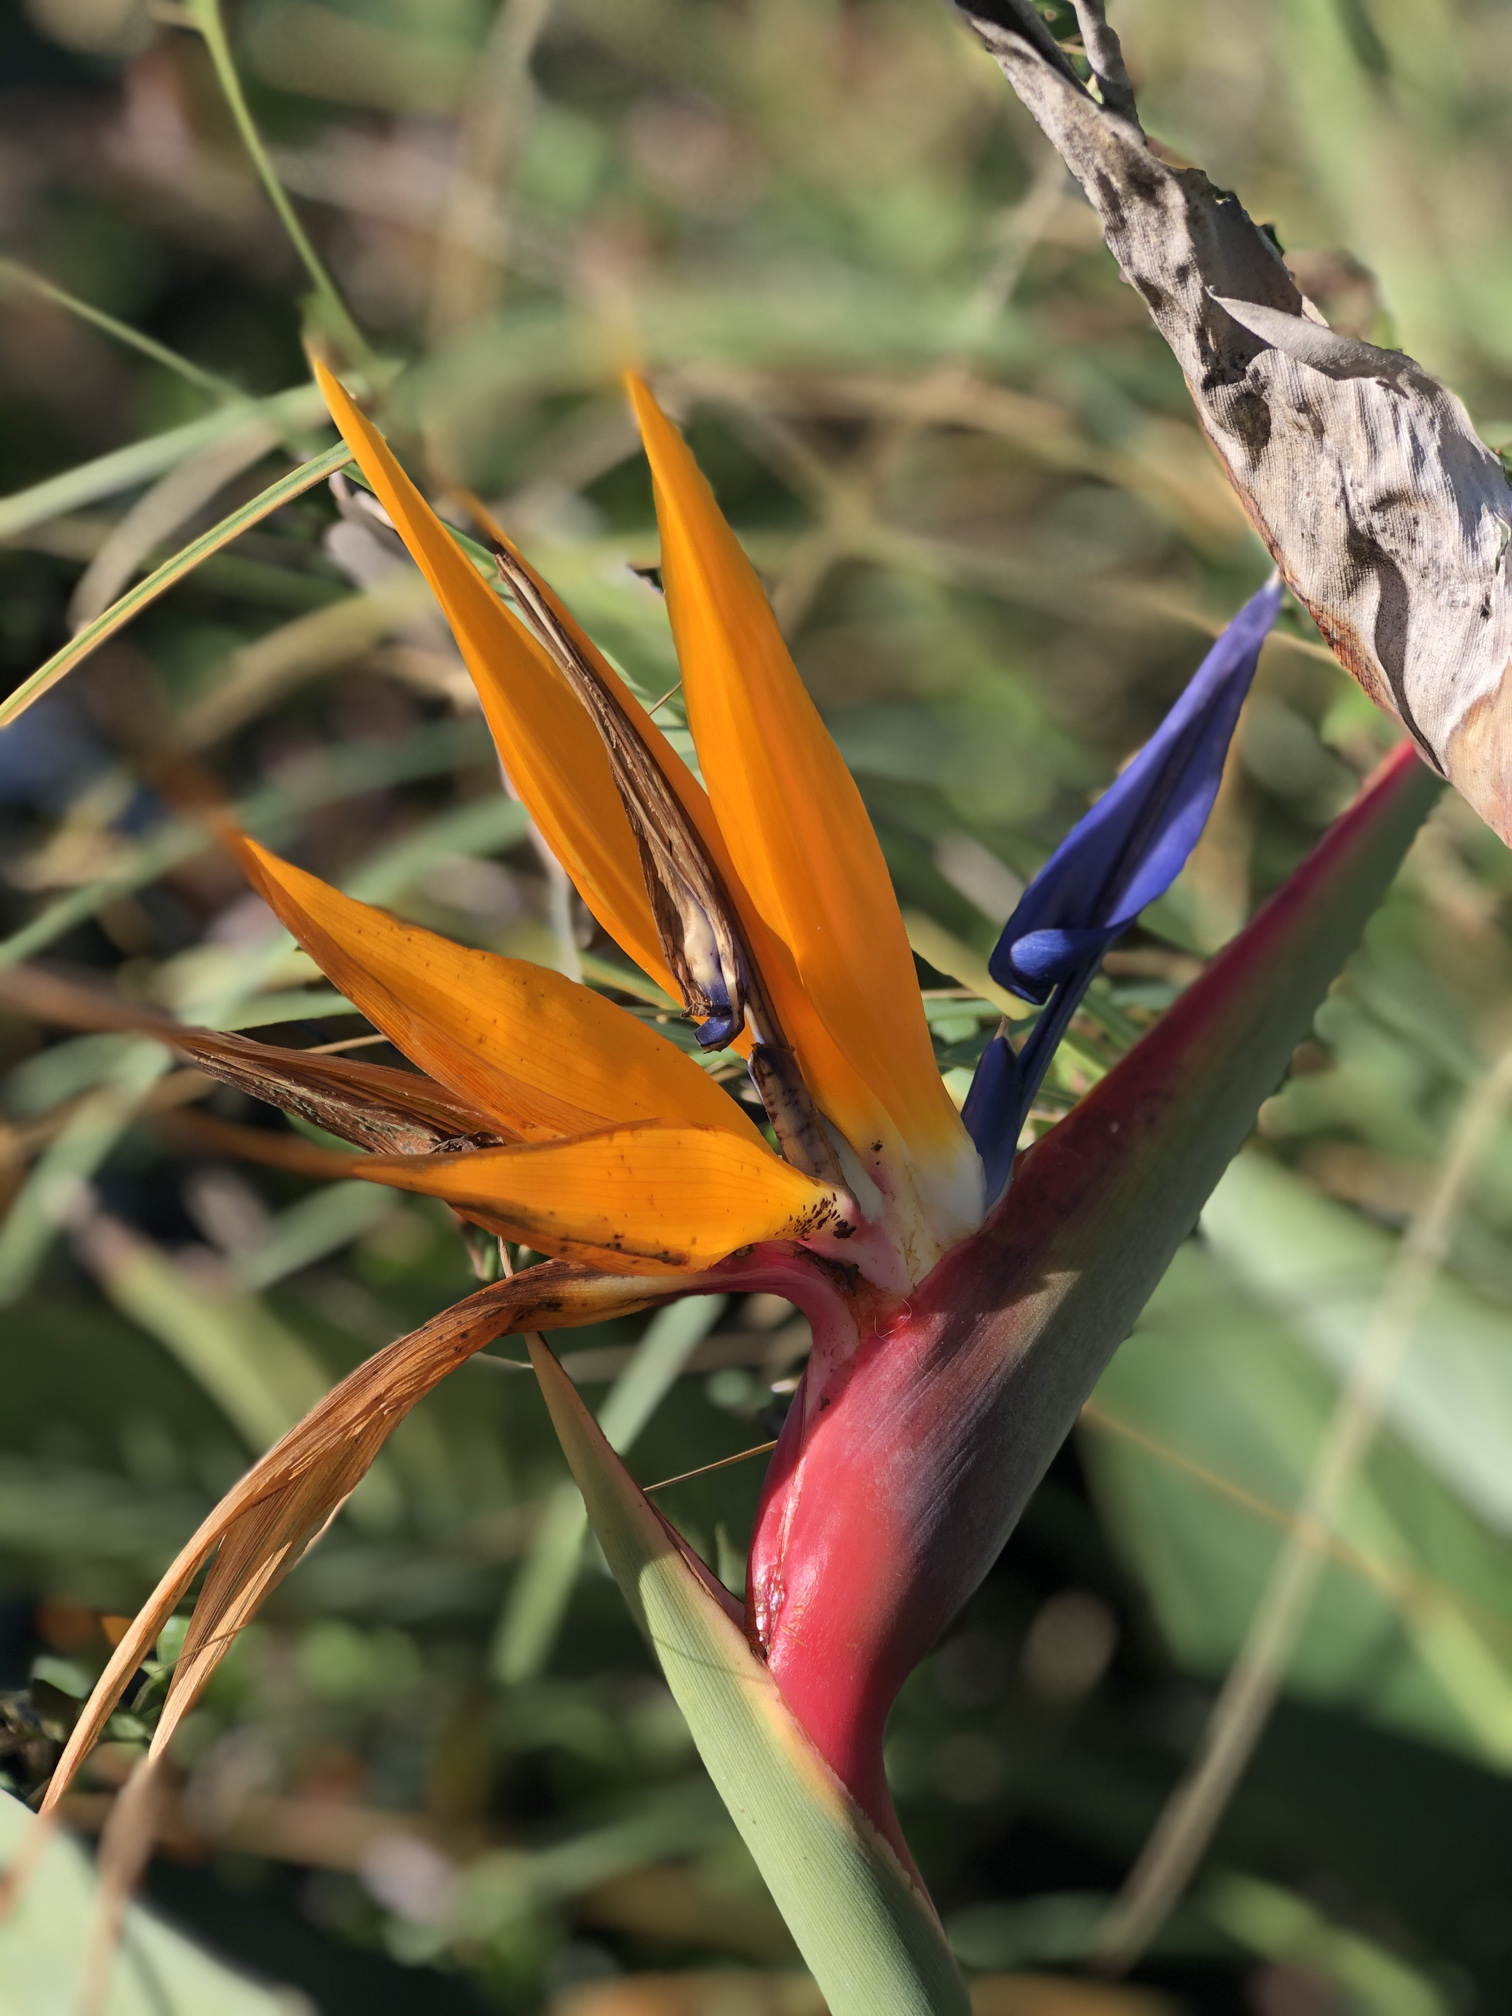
<box><xmin>39</xmin><ymin>1261</ymin><xmax>697</xmax><ymax>1813</ymax></box>
<box><xmin>0</xmin><ymin>962</ymin><xmax>504</xmax><ymax>1154</ymax></box>
<box><xmin>956</xmin><ymin>0</ymin><xmax>1512</xmax><ymax>841</ymax></box>
<box><xmin>165</xmin><ymin>1029</ymin><xmax>507</xmax><ymax>1154</ymax></box>
<box><xmin>492</xmin><ymin>546</ymin><xmax>750</xmax><ymax>1035</ymax></box>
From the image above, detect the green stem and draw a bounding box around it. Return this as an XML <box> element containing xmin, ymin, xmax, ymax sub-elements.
<box><xmin>185</xmin><ymin>0</ymin><xmax>378</xmax><ymax>375</ymax></box>
<box><xmin>0</xmin><ymin>258</ymin><xmax>242</xmax><ymax>402</ymax></box>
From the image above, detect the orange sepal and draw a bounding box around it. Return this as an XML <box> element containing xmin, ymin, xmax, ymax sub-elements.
<box><xmin>313</xmin><ymin>362</ymin><xmax>672</xmax><ymax>995</ymax></box>
<box><xmin>351</xmin><ymin>1123</ymin><xmax>849</xmax><ymax>1274</ymax></box>
<box><xmin>625</xmin><ymin>377</ymin><xmax>976</xmax><ymax>1223</ymax></box>
<box><xmin>461</xmin><ymin>501</ymin><xmax>911</xmax><ymax>1158</ymax></box>
<box><xmin>228</xmin><ymin>831</ymin><xmax>764</xmax><ymax>1146</ymax></box>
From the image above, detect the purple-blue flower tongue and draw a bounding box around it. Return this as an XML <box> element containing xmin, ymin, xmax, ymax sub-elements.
<box><xmin>964</xmin><ymin>578</ymin><xmax>1283</xmax><ymax>1193</ymax></box>
<box><xmin>992</xmin><ymin>576</ymin><xmax>1283</xmax><ymax>1000</ymax></box>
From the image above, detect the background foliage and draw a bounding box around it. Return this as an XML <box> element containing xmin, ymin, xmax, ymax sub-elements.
<box><xmin>4</xmin><ymin>1</ymin><xmax>1512</xmax><ymax>2011</ymax></box>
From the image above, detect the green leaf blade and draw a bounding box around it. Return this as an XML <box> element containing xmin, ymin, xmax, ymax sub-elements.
<box><xmin>493</xmin><ymin>1295</ymin><xmax>728</xmax><ymax>1683</ymax></box>
<box><xmin>0</xmin><ymin>440</ymin><xmax>352</xmax><ymax>733</ymax></box>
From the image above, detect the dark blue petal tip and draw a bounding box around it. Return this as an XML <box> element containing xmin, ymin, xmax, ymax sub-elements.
<box><xmin>964</xmin><ymin>578</ymin><xmax>1283</xmax><ymax>1195</ymax></box>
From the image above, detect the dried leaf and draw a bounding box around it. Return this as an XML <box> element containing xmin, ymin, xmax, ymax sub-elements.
<box><xmin>40</xmin><ymin>1261</ymin><xmax>696</xmax><ymax>1810</ymax></box>
<box><xmin>957</xmin><ymin>0</ymin><xmax>1512</xmax><ymax>840</ymax></box>
<box><xmin>167</xmin><ymin>1032</ymin><xmax>505</xmax><ymax>1153</ymax></box>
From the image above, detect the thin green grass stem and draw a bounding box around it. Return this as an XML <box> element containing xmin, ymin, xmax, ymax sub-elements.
<box><xmin>185</xmin><ymin>0</ymin><xmax>378</xmax><ymax>376</ymax></box>
<box><xmin>0</xmin><ymin>259</ymin><xmax>242</xmax><ymax>403</ymax></box>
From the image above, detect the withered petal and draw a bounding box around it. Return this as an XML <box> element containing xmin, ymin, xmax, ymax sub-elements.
<box><xmin>41</xmin><ymin>1262</ymin><xmax>696</xmax><ymax>1812</ymax></box>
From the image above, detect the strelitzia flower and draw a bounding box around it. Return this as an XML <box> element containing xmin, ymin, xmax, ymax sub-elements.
<box><xmin>213</xmin><ymin>364</ymin><xmax>987</xmax><ymax>1300</ymax></box>
<box><xmin>35</xmin><ymin>367</ymin><xmax>1439</xmax><ymax>2016</ymax></box>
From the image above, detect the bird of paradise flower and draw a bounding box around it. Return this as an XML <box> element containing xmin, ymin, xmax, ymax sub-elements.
<box><xmin>32</xmin><ymin>363</ymin><xmax>1437</xmax><ymax>2012</ymax></box>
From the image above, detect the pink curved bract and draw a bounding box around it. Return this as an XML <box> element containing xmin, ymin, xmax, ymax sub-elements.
<box><xmin>746</xmin><ymin>741</ymin><xmax>1433</xmax><ymax>1855</ymax></box>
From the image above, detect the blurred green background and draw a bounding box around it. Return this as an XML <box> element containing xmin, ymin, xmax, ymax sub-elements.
<box><xmin>4</xmin><ymin>1</ymin><xmax>1512</xmax><ymax>2011</ymax></box>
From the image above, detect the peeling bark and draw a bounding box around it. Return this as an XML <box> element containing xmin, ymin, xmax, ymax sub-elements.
<box><xmin>957</xmin><ymin>0</ymin><xmax>1512</xmax><ymax>841</ymax></box>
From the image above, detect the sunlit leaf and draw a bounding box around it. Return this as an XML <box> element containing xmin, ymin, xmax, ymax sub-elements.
<box><xmin>1084</xmin><ymin>1234</ymin><xmax>1512</xmax><ymax>1769</ymax></box>
<box><xmin>0</xmin><ymin>1792</ymin><xmax>304</xmax><ymax>2016</ymax></box>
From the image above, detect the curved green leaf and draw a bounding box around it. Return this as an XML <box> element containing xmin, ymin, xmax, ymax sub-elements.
<box><xmin>0</xmin><ymin>441</ymin><xmax>352</xmax><ymax>732</ymax></box>
<box><xmin>0</xmin><ymin>1791</ymin><xmax>309</xmax><ymax>2015</ymax></box>
<box><xmin>494</xmin><ymin>1294</ymin><xmax>728</xmax><ymax>1682</ymax></box>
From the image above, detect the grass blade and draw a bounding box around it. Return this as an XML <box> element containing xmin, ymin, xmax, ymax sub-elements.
<box><xmin>0</xmin><ymin>257</ymin><xmax>243</xmax><ymax>403</ymax></box>
<box><xmin>0</xmin><ymin>381</ymin><xmax>329</xmax><ymax>541</ymax></box>
<box><xmin>0</xmin><ymin>441</ymin><xmax>352</xmax><ymax>731</ymax></box>
<box><xmin>66</xmin><ymin>417</ymin><xmax>283</xmax><ymax>631</ymax></box>
<box><xmin>186</xmin><ymin>0</ymin><xmax>377</xmax><ymax>374</ymax></box>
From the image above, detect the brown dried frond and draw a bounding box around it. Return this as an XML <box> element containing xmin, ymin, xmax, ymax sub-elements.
<box><xmin>957</xmin><ymin>0</ymin><xmax>1512</xmax><ymax>841</ymax></box>
<box><xmin>40</xmin><ymin>1261</ymin><xmax>693</xmax><ymax>1813</ymax></box>
<box><xmin>0</xmin><ymin>962</ymin><xmax>503</xmax><ymax>1154</ymax></box>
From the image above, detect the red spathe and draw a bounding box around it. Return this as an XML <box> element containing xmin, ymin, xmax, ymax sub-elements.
<box><xmin>746</xmin><ymin>741</ymin><xmax>1433</xmax><ymax>1861</ymax></box>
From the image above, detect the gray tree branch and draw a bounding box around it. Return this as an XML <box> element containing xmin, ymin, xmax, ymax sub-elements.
<box><xmin>956</xmin><ymin>0</ymin><xmax>1512</xmax><ymax>843</ymax></box>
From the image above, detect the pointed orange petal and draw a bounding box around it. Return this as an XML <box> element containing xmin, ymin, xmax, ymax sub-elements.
<box><xmin>464</xmin><ymin>498</ymin><xmax>908</xmax><ymax>1160</ymax></box>
<box><xmin>315</xmin><ymin>369</ymin><xmax>955</xmax><ymax>1250</ymax></box>
<box><xmin>474</xmin><ymin>436</ymin><xmax>928</xmax><ymax>1216</ymax></box>
<box><xmin>460</xmin><ymin>495</ymin><xmax>765</xmax><ymax>1058</ymax></box>
<box><xmin>626</xmin><ymin>377</ymin><xmax>978</xmax><ymax>1230</ymax></box>
<box><xmin>229</xmin><ymin>832</ymin><xmax>764</xmax><ymax>1145</ymax></box>
<box><xmin>314</xmin><ymin>362</ymin><xmax>671</xmax><ymax>993</ymax></box>
<box><xmin>351</xmin><ymin>1123</ymin><xmax>848</xmax><ymax>1274</ymax></box>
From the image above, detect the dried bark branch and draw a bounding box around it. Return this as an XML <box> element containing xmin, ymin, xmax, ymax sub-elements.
<box><xmin>956</xmin><ymin>0</ymin><xmax>1512</xmax><ymax>840</ymax></box>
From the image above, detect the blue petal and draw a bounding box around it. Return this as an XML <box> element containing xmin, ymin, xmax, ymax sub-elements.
<box><xmin>959</xmin><ymin>1031</ymin><xmax>1022</xmax><ymax>1199</ymax></box>
<box><xmin>989</xmin><ymin>578</ymin><xmax>1283</xmax><ymax>1003</ymax></box>
<box><xmin>962</xmin><ymin>952</ymin><xmax>1099</xmax><ymax>1196</ymax></box>
<box><xmin>963</xmin><ymin>579</ymin><xmax>1282</xmax><ymax>1193</ymax></box>
<box><xmin>695</xmin><ymin>1004</ymin><xmax>741</xmax><ymax>1049</ymax></box>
